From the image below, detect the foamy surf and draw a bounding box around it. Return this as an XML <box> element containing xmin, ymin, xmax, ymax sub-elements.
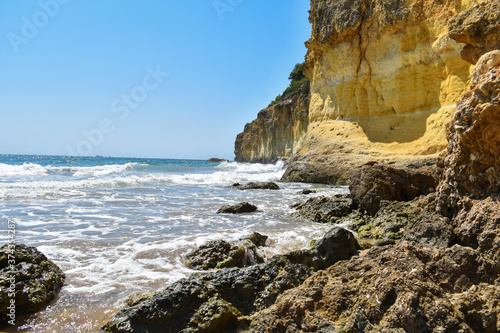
<box><xmin>0</xmin><ymin>155</ymin><xmax>347</xmax><ymax>333</ymax></box>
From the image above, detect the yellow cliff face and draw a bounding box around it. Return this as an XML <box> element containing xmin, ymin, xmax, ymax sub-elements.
<box><xmin>304</xmin><ymin>0</ymin><xmax>477</xmax><ymax>155</ymax></box>
<box><xmin>280</xmin><ymin>0</ymin><xmax>484</xmax><ymax>183</ymax></box>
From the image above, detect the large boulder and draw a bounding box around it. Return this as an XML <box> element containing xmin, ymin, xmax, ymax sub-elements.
<box><xmin>437</xmin><ymin>51</ymin><xmax>500</xmax><ymax>216</ymax></box>
<box><xmin>0</xmin><ymin>244</ymin><xmax>65</xmax><ymax>327</ymax></box>
<box><xmin>449</xmin><ymin>1</ymin><xmax>500</xmax><ymax>64</ymax></box>
<box><xmin>104</xmin><ymin>256</ymin><xmax>311</xmax><ymax>333</ymax></box>
<box><xmin>349</xmin><ymin>164</ymin><xmax>437</xmax><ymax>216</ymax></box>
<box><xmin>250</xmin><ymin>241</ymin><xmax>500</xmax><ymax>332</ymax></box>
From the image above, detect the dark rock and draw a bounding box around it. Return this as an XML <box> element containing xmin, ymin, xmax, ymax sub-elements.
<box><xmin>104</xmin><ymin>256</ymin><xmax>312</xmax><ymax>332</ymax></box>
<box><xmin>284</xmin><ymin>227</ymin><xmax>359</xmax><ymax>270</ymax></box>
<box><xmin>349</xmin><ymin>164</ymin><xmax>438</xmax><ymax>216</ymax></box>
<box><xmin>250</xmin><ymin>241</ymin><xmax>500</xmax><ymax>332</ymax></box>
<box><xmin>217</xmin><ymin>202</ymin><xmax>258</xmax><ymax>214</ymax></box>
<box><xmin>297</xmin><ymin>189</ymin><xmax>317</xmax><ymax>195</ymax></box>
<box><xmin>292</xmin><ymin>196</ymin><xmax>354</xmax><ymax>223</ymax></box>
<box><xmin>403</xmin><ymin>214</ymin><xmax>455</xmax><ymax>248</ymax></box>
<box><xmin>186</xmin><ymin>236</ymin><xmax>265</xmax><ymax>270</ymax></box>
<box><xmin>448</xmin><ymin>2</ymin><xmax>500</xmax><ymax>64</ymax></box>
<box><xmin>436</xmin><ymin>51</ymin><xmax>500</xmax><ymax>216</ymax></box>
<box><xmin>238</xmin><ymin>182</ymin><xmax>280</xmax><ymax>190</ymax></box>
<box><xmin>0</xmin><ymin>244</ymin><xmax>65</xmax><ymax>327</ymax></box>
<box><xmin>207</xmin><ymin>158</ymin><xmax>229</xmax><ymax>163</ymax></box>
<box><xmin>244</xmin><ymin>232</ymin><xmax>268</xmax><ymax>247</ymax></box>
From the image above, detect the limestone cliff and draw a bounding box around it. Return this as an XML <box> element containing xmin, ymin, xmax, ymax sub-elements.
<box><xmin>281</xmin><ymin>0</ymin><xmax>484</xmax><ymax>183</ymax></box>
<box><xmin>234</xmin><ymin>81</ymin><xmax>309</xmax><ymax>163</ymax></box>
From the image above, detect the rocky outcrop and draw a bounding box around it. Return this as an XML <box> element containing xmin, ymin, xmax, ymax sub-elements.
<box><xmin>437</xmin><ymin>50</ymin><xmax>500</xmax><ymax>216</ymax></box>
<box><xmin>0</xmin><ymin>244</ymin><xmax>65</xmax><ymax>327</ymax></box>
<box><xmin>291</xmin><ymin>195</ymin><xmax>353</xmax><ymax>223</ymax></box>
<box><xmin>349</xmin><ymin>164</ymin><xmax>438</xmax><ymax>216</ymax></box>
<box><xmin>449</xmin><ymin>1</ymin><xmax>500</xmax><ymax>64</ymax></box>
<box><xmin>234</xmin><ymin>83</ymin><xmax>309</xmax><ymax>163</ymax></box>
<box><xmin>278</xmin><ymin>0</ymin><xmax>477</xmax><ymax>183</ymax></box>
<box><xmin>104</xmin><ymin>228</ymin><xmax>357</xmax><ymax>332</ymax></box>
<box><xmin>249</xmin><ymin>241</ymin><xmax>500</xmax><ymax>333</ymax></box>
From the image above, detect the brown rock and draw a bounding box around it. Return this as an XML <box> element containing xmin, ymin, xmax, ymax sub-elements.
<box><xmin>448</xmin><ymin>1</ymin><xmax>500</xmax><ymax>64</ymax></box>
<box><xmin>437</xmin><ymin>51</ymin><xmax>500</xmax><ymax>215</ymax></box>
<box><xmin>349</xmin><ymin>165</ymin><xmax>438</xmax><ymax>216</ymax></box>
<box><xmin>250</xmin><ymin>241</ymin><xmax>500</xmax><ymax>333</ymax></box>
<box><xmin>217</xmin><ymin>202</ymin><xmax>258</xmax><ymax>214</ymax></box>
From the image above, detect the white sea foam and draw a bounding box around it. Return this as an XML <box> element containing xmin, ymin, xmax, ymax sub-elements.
<box><xmin>0</xmin><ymin>162</ymin><xmax>48</xmax><ymax>177</ymax></box>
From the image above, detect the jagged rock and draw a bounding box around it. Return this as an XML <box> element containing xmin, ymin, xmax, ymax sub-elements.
<box><xmin>186</xmin><ymin>233</ymin><xmax>267</xmax><ymax>270</ymax></box>
<box><xmin>104</xmin><ymin>256</ymin><xmax>312</xmax><ymax>333</ymax></box>
<box><xmin>236</xmin><ymin>182</ymin><xmax>280</xmax><ymax>190</ymax></box>
<box><xmin>292</xmin><ymin>196</ymin><xmax>354</xmax><ymax>223</ymax></box>
<box><xmin>249</xmin><ymin>241</ymin><xmax>500</xmax><ymax>333</ymax></box>
<box><xmin>449</xmin><ymin>1</ymin><xmax>500</xmax><ymax>64</ymax></box>
<box><xmin>437</xmin><ymin>50</ymin><xmax>500</xmax><ymax>216</ymax></box>
<box><xmin>452</xmin><ymin>196</ymin><xmax>500</xmax><ymax>263</ymax></box>
<box><xmin>0</xmin><ymin>244</ymin><xmax>65</xmax><ymax>327</ymax></box>
<box><xmin>349</xmin><ymin>164</ymin><xmax>437</xmax><ymax>216</ymax></box>
<box><xmin>217</xmin><ymin>202</ymin><xmax>258</xmax><ymax>214</ymax></box>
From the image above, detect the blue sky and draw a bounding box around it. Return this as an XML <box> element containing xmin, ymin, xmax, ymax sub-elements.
<box><xmin>0</xmin><ymin>1</ymin><xmax>311</xmax><ymax>160</ymax></box>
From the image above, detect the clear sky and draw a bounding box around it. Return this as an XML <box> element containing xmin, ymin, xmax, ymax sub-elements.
<box><xmin>0</xmin><ymin>1</ymin><xmax>311</xmax><ymax>160</ymax></box>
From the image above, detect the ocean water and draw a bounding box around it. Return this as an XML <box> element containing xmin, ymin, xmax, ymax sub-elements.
<box><xmin>0</xmin><ymin>154</ymin><xmax>347</xmax><ymax>332</ymax></box>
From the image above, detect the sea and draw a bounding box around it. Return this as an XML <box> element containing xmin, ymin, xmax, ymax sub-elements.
<box><xmin>0</xmin><ymin>154</ymin><xmax>347</xmax><ymax>332</ymax></box>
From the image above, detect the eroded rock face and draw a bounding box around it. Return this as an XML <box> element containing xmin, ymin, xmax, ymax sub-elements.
<box><xmin>0</xmin><ymin>244</ymin><xmax>65</xmax><ymax>327</ymax></box>
<box><xmin>234</xmin><ymin>84</ymin><xmax>309</xmax><ymax>163</ymax></box>
<box><xmin>249</xmin><ymin>241</ymin><xmax>500</xmax><ymax>333</ymax></box>
<box><xmin>437</xmin><ymin>50</ymin><xmax>500</xmax><ymax>215</ymax></box>
<box><xmin>292</xmin><ymin>195</ymin><xmax>354</xmax><ymax>223</ymax></box>
<box><xmin>281</xmin><ymin>0</ymin><xmax>475</xmax><ymax>183</ymax></box>
<box><xmin>349</xmin><ymin>164</ymin><xmax>438</xmax><ymax>216</ymax></box>
<box><xmin>449</xmin><ymin>1</ymin><xmax>500</xmax><ymax>64</ymax></box>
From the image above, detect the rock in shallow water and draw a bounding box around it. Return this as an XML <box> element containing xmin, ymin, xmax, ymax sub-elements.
<box><xmin>104</xmin><ymin>227</ymin><xmax>358</xmax><ymax>332</ymax></box>
<box><xmin>217</xmin><ymin>202</ymin><xmax>258</xmax><ymax>214</ymax></box>
<box><xmin>0</xmin><ymin>243</ymin><xmax>65</xmax><ymax>327</ymax></box>
<box><xmin>185</xmin><ymin>232</ymin><xmax>268</xmax><ymax>270</ymax></box>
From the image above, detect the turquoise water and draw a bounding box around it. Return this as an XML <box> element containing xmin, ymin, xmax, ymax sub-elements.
<box><xmin>0</xmin><ymin>154</ymin><xmax>347</xmax><ymax>332</ymax></box>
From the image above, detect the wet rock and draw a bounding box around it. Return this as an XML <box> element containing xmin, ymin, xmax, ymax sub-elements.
<box><xmin>437</xmin><ymin>51</ymin><xmax>500</xmax><ymax>216</ymax></box>
<box><xmin>349</xmin><ymin>164</ymin><xmax>437</xmax><ymax>216</ymax></box>
<box><xmin>0</xmin><ymin>244</ymin><xmax>65</xmax><ymax>327</ymax></box>
<box><xmin>292</xmin><ymin>196</ymin><xmax>354</xmax><ymax>223</ymax></box>
<box><xmin>297</xmin><ymin>189</ymin><xmax>317</xmax><ymax>195</ymax></box>
<box><xmin>448</xmin><ymin>2</ymin><xmax>500</xmax><ymax>64</ymax></box>
<box><xmin>250</xmin><ymin>241</ymin><xmax>500</xmax><ymax>333</ymax></box>
<box><xmin>104</xmin><ymin>256</ymin><xmax>312</xmax><ymax>333</ymax></box>
<box><xmin>186</xmin><ymin>234</ymin><xmax>267</xmax><ymax>270</ymax></box>
<box><xmin>237</xmin><ymin>182</ymin><xmax>280</xmax><ymax>190</ymax></box>
<box><xmin>217</xmin><ymin>202</ymin><xmax>257</xmax><ymax>214</ymax></box>
<box><xmin>244</xmin><ymin>232</ymin><xmax>268</xmax><ymax>247</ymax></box>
